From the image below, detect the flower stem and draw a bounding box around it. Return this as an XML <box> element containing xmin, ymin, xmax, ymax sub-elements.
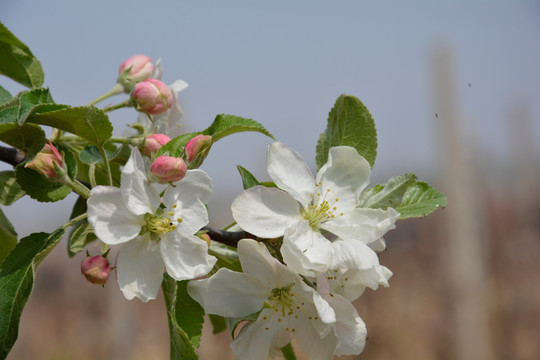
<box><xmin>62</xmin><ymin>213</ymin><xmax>88</xmax><ymax>229</ymax></box>
<box><xmin>98</xmin><ymin>144</ymin><xmax>113</xmax><ymax>186</ymax></box>
<box><xmin>87</xmin><ymin>83</ymin><xmax>124</xmax><ymax>106</ymax></box>
<box><xmin>280</xmin><ymin>343</ymin><xmax>297</xmax><ymax>360</ymax></box>
<box><xmin>103</xmin><ymin>99</ymin><xmax>132</xmax><ymax>113</ymax></box>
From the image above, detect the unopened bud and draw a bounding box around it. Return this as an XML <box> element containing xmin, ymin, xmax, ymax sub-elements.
<box><xmin>185</xmin><ymin>135</ymin><xmax>212</xmax><ymax>163</ymax></box>
<box><xmin>150</xmin><ymin>155</ymin><xmax>187</xmax><ymax>183</ymax></box>
<box><xmin>131</xmin><ymin>79</ymin><xmax>173</xmax><ymax>115</ymax></box>
<box><xmin>81</xmin><ymin>255</ymin><xmax>111</xmax><ymax>285</ymax></box>
<box><xmin>199</xmin><ymin>233</ymin><xmax>211</xmax><ymax>247</ymax></box>
<box><xmin>143</xmin><ymin>134</ymin><xmax>171</xmax><ymax>155</ymax></box>
<box><xmin>24</xmin><ymin>141</ymin><xmax>63</xmax><ymax>179</ymax></box>
<box><xmin>119</xmin><ymin>55</ymin><xmax>154</xmax><ymax>82</ymax></box>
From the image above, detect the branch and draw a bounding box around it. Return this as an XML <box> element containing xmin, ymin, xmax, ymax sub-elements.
<box><xmin>201</xmin><ymin>226</ymin><xmax>257</xmax><ymax>248</ymax></box>
<box><xmin>0</xmin><ymin>145</ymin><xmax>26</xmax><ymax>167</ymax></box>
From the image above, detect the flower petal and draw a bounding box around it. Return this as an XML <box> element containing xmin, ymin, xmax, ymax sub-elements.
<box><xmin>329</xmin><ymin>238</ymin><xmax>380</xmax><ymax>270</ymax></box>
<box><xmin>238</xmin><ymin>239</ymin><xmax>297</xmax><ymax>289</ymax></box>
<box><xmin>232</xmin><ymin>186</ymin><xmax>302</xmax><ymax>238</ymax></box>
<box><xmin>230</xmin><ymin>311</ymin><xmax>281</xmax><ymax>360</ymax></box>
<box><xmin>267</xmin><ymin>142</ymin><xmax>315</xmax><ymax>208</ymax></box>
<box><xmin>281</xmin><ymin>221</ymin><xmax>333</xmax><ymax>274</ymax></box>
<box><xmin>160</xmin><ymin>231</ymin><xmax>216</xmax><ymax>280</ymax></box>
<box><xmin>87</xmin><ymin>186</ymin><xmax>144</xmax><ymax>245</ymax></box>
<box><xmin>164</xmin><ymin>169</ymin><xmax>212</xmax><ymax>205</ymax></box>
<box><xmin>322</xmin><ymin>207</ymin><xmax>399</xmax><ymax>243</ymax></box>
<box><xmin>121</xmin><ymin>147</ymin><xmax>161</xmax><ymax>216</ymax></box>
<box><xmin>187</xmin><ymin>268</ymin><xmax>267</xmax><ymax>318</ymax></box>
<box><xmin>293</xmin><ymin>315</ymin><xmax>338</xmax><ymax>360</ymax></box>
<box><xmin>333</xmin><ymin>266</ymin><xmax>392</xmax><ymax>301</ymax></box>
<box><xmin>116</xmin><ymin>235</ymin><xmax>164</xmax><ymax>302</ymax></box>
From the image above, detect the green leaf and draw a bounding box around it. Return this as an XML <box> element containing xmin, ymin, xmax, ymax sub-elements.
<box><xmin>17</xmin><ymin>88</ymin><xmax>68</xmax><ymax>125</ymax></box>
<box><xmin>67</xmin><ymin>221</ymin><xmax>96</xmax><ymax>257</ymax></box>
<box><xmin>203</xmin><ymin>114</ymin><xmax>274</xmax><ymax>142</ymax></box>
<box><xmin>236</xmin><ymin>165</ymin><xmax>262</xmax><ymax>190</ymax></box>
<box><xmin>0</xmin><ymin>106</ymin><xmax>18</xmax><ymax>124</ymax></box>
<box><xmin>208</xmin><ymin>314</ymin><xmax>227</xmax><ymax>335</ymax></box>
<box><xmin>14</xmin><ymin>144</ymin><xmax>77</xmax><ymax>203</ymax></box>
<box><xmin>316</xmin><ymin>94</ymin><xmax>377</xmax><ymax>169</ymax></box>
<box><xmin>79</xmin><ymin>144</ymin><xmax>122</xmax><ymax>165</ymax></box>
<box><xmin>0</xmin><ymin>122</ymin><xmax>46</xmax><ymax>158</ymax></box>
<box><xmin>0</xmin><ymin>23</ymin><xmax>44</xmax><ymax>88</ymax></box>
<box><xmin>162</xmin><ymin>275</ymin><xmax>201</xmax><ymax>360</ymax></box>
<box><xmin>0</xmin><ymin>208</ymin><xmax>17</xmax><ymax>264</ymax></box>
<box><xmin>358</xmin><ymin>173</ymin><xmax>417</xmax><ymax>209</ymax></box>
<box><xmin>158</xmin><ymin>114</ymin><xmax>275</xmax><ymax>158</ymax></box>
<box><xmin>0</xmin><ymin>229</ymin><xmax>65</xmax><ymax>359</ymax></box>
<box><xmin>0</xmin><ymin>86</ymin><xmax>12</xmax><ymax>106</ymax></box>
<box><xmin>0</xmin><ymin>171</ymin><xmax>25</xmax><ymax>206</ymax></box>
<box><xmin>395</xmin><ymin>181</ymin><xmax>447</xmax><ymax>219</ymax></box>
<box><xmin>27</xmin><ymin>106</ymin><xmax>113</xmax><ymax>146</ymax></box>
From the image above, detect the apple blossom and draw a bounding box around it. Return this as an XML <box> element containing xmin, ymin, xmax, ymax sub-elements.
<box><xmin>142</xmin><ymin>133</ymin><xmax>171</xmax><ymax>155</ymax></box>
<box><xmin>185</xmin><ymin>134</ymin><xmax>212</xmax><ymax>163</ymax></box>
<box><xmin>188</xmin><ymin>239</ymin><xmax>339</xmax><ymax>360</ymax></box>
<box><xmin>131</xmin><ymin>78</ymin><xmax>173</xmax><ymax>115</ymax></box>
<box><xmin>150</xmin><ymin>155</ymin><xmax>187</xmax><ymax>183</ymax></box>
<box><xmin>24</xmin><ymin>141</ymin><xmax>63</xmax><ymax>179</ymax></box>
<box><xmin>81</xmin><ymin>255</ymin><xmax>111</xmax><ymax>285</ymax></box>
<box><xmin>231</xmin><ymin>142</ymin><xmax>400</xmax><ymax>274</ymax></box>
<box><xmin>87</xmin><ymin>148</ymin><xmax>216</xmax><ymax>302</ymax></box>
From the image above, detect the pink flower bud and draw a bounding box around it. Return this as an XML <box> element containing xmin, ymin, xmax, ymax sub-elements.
<box><xmin>185</xmin><ymin>135</ymin><xmax>212</xmax><ymax>163</ymax></box>
<box><xmin>150</xmin><ymin>155</ymin><xmax>187</xmax><ymax>182</ymax></box>
<box><xmin>119</xmin><ymin>55</ymin><xmax>154</xmax><ymax>82</ymax></box>
<box><xmin>81</xmin><ymin>255</ymin><xmax>111</xmax><ymax>285</ymax></box>
<box><xmin>24</xmin><ymin>141</ymin><xmax>63</xmax><ymax>178</ymax></box>
<box><xmin>131</xmin><ymin>79</ymin><xmax>173</xmax><ymax>115</ymax></box>
<box><xmin>143</xmin><ymin>134</ymin><xmax>171</xmax><ymax>155</ymax></box>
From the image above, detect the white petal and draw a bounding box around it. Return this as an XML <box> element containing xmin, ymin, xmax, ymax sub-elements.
<box><xmin>121</xmin><ymin>147</ymin><xmax>161</xmax><ymax>216</ymax></box>
<box><xmin>316</xmin><ymin>274</ymin><xmax>367</xmax><ymax>356</ymax></box>
<box><xmin>87</xmin><ymin>186</ymin><xmax>144</xmax><ymax>245</ymax></box>
<box><xmin>238</xmin><ymin>239</ymin><xmax>297</xmax><ymax>289</ymax></box>
<box><xmin>164</xmin><ymin>169</ymin><xmax>212</xmax><ymax>205</ymax></box>
<box><xmin>160</xmin><ymin>231</ymin><xmax>216</xmax><ymax>280</ymax></box>
<box><xmin>267</xmin><ymin>142</ymin><xmax>315</xmax><ymax>208</ymax></box>
<box><xmin>281</xmin><ymin>221</ymin><xmax>332</xmax><ymax>274</ymax></box>
<box><xmin>187</xmin><ymin>268</ymin><xmax>267</xmax><ymax>317</ymax></box>
<box><xmin>322</xmin><ymin>207</ymin><xmax>399</xmax><ymax>243</ymax></box>
<box><xmin>230</xmin><ymin>312</ymin><xmax>280</xmax><ymax>360</ymax></box>
<box><xmin>329</xmin><ymin>239</ymin><xmax>380</xmax><ymax>270</ymax></box>
<box><xmin>169</xmin><ymin>79</ymin><xmax>189</xmax><ymax>93</ymax></box>
<box><xmin>116</xmin><ymin>235</ymin><xmax>164</xmax><ymax>302</ymax></box>
<box><xmin>175</xmin><ymin>199</ymin><xmax>209</xmax><ymax>235</ymax></box>
<box><xmin>293</xmin><ymin>315</ymin><xmax>338</xmax><ymax>360</ymax></box>
<box><xmin>152</xmin><ymin>80</ymin><xmax>187</xmax><ymax>136</ymax></box>
<box><xmin>316</xmin><ymin>146</ymin><xmax>372</xmax><ymax>201</ymax></box>
<box><xmin>369</xmin><ymin>237</ymin><xmax>387</xmax><ymax>252</ymax></box>
<box><xmin>231</xmin><ymin>186</ymin><xmax>302</xmax><ymax>238</ymax></box>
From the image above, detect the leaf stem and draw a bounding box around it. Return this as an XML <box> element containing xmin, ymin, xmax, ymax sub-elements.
<box><xmin>62</xmin><ymin>213</ymin><xmax>87</xmax><ymax>229</ymax></box>
<box><xmin>87</xmin><ymin>83</ymin><xmax>124</xmax><ymax>106</ymax></box>
<box><xmin>98</xmin><ymin>145</ymin><xmax>113</xmax><ymax>186</ymax></box>
<box><xmin>103</xmin><ymin>99</ymin><xmax>132</xmax><ymax>113</ymax></box>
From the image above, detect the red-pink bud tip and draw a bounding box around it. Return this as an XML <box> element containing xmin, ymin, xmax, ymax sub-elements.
<box><xmin>24</xmin><ymin>141</ymin><xmax>63</xmax><ymax>179</ymax></box>
<box><xmin>185</xmin><ymin>135</ymin><xmax>212</xmax><ymax>163</ymax></box>
<box><xmin>131</xmin><ymin>79</ymin><xmax>173</xmax><ymax>115</ymax></box>
<box><xmin>143</xmin><ymin>134</ymin><xmax>171</xmax><ymax>155</ymax></box>
<box><xmin>119</xmin><ymin>55</ymin><xmax>154</xmax><ymax>82</ymax></box>
<box><xmin>150</xmin><ymin>155</ymin><xmax>187</xmax><ymax>183</ymax></box>
<box><xmin>81</xmin><ymin>255</ymin><xmax>111</xmax><ymax>285</ymax></box>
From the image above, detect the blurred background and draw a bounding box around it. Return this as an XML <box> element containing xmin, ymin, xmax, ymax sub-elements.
<box><xmin>1</xmin><ymin>1</ymin><xmax>540</xmax><ymax>359</ymax></box>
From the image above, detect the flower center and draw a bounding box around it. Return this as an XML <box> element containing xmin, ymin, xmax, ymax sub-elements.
<box><xmin>144</xmin><ymin>206</ymin><xmax>183</xmax><ymax>237</ymax></box>
<box><xmin>269</xmin><ymin>282</ymin><xmax>295</xmax><ymax>317</ymax></box>
<box><xmin>303</xmin><ymin>183</ymin><xmax>342</xmax><ymax>229</ymax></box>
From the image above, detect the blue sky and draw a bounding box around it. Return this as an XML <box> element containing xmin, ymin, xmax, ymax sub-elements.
<box><xmin>1</xmin><ymin>0</ymin><xmax>539</xmax><ymax>232</ymax></box>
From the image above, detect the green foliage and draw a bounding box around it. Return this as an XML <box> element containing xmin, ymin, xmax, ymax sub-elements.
<box><xmin>316</xmin><ymin>94</ymin><xmax>377</xmax><ymax>169</ymax></box>
<box><xmin>158</xmin><ymin>114</ymin><xmax>274</xmax><ymax>157</ymax></box>
<box><xmin>236</xmin><ymin>165</ymin><xmax>261</xmax><ymax>189</ymax></box>
<box><xmin>0</xmin><ymin>22</ymin><xmax>44</xmax><ymax>88</ymax></box>
<box><xmin>27</xmin><ymin>106</ymin><xmax>113</xmax><ymax>146</ymax></box>
<box><xmin>162</xmin><ymin>275</ymin><xmax>203</xmax><ymax>360</ymax></box>
<box><xmin>0</xmin><ymin>86</ymin><xmax>12</xmax><ymax>106</ymax></box>
<box><xmin>79</xmin><ymin>144</ymin><xmax>122</xmax><ymax>165</ymax></box>
<box><xmin>358</xmin><ymin>173</ymin><xmax>417</xmax><ymax>209</ymax></box>
<box><xmin>17</xmin><ymin>88</ymin><xmax>67</xmax><ymax>125</ymax></box>
<box><xmin>225</xmin><ymin>310</ymin><xmax>261</xmax><ymax>340</ymax></box>
<box><xmin>0</xmin><ymin>171</ymin><xmax>25</xmax><ymax>206</ymax></box>
<box><xmin>0</xmin><ymin>208</ymin><xmax>17</xmax><ymax>264</ymax></box>
<box><xmin>359</xmin><ymin>173</ymin><xmax>447</xmax><ymax>219</ymax></box>
<box><xmin>14</xmin><ymin>144</ymin><xmax>78</xmax><ymax>203</ymax></box>
<box><xmin>208</xmin><ymin>314</ymin><xmax>227</xmax><ymax>334</ymax></box>
<box><xmin>0</xmin><ymin>229</ymin><xmax>65</xmax><ymax>359</ymax></box>
<box><xmin>0</xmin><ymin>123</ymin><xmax>46</xmax><ymax>158</ymax></box>
<box><xmin>395</xmin><ymin>181</ymin><xmax>447</xmax><ymax>219</ymax></box>
<box><xmin>67</xmin><ymin>221</ymin><xmax>96</xmax><ymax>257</ymax></box>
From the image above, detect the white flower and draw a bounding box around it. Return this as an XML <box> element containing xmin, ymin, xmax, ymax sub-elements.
<box><xmin>87</xmin><ymin>148</ymin><xmax>216</xmax><ymax>302</ymax></box>
<box><xmin>315</xmin><ymin>273</ymin><xmax>368</xmax><ymax>356</ymax></box>
<box><xmin>187</xmin><ymin>239</ymin><xmax>339</xmax><ymax>360</ymax></box>
<box><xmin>321</xmin><ymin>265</ymin><xmax>392</xmax><ymax>302</ymax></box>
<box><xmin>231</xmin><ymin>142</ymin><xmax>399</xmax><ymax>274</ymax></box>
